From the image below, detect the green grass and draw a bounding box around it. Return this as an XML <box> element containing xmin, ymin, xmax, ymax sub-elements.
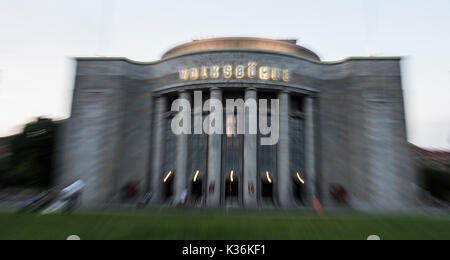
<box><xmin>0</xmin><ymin>210</ymin><xmax>449</xmax><ymax>240</ymax></box>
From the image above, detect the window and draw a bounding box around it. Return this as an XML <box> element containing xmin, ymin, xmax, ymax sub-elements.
<box><xmin>258</xmin><ymin>93</ymin><xmax>277</xmax><ymax>205</ymax></box>
<box><xmin>223</xmin><ymin>115</ymin><xmax>242</xmax><ymax>200</ymax></box>
<box><xmin>259</xmin><ymin>115</ymin><xmax>276</xmax><ymax>204</ymax></box>
<box><xmin>221</xmin><ymin>92</ymin><xmax>244</xmax><ymax>205</ymax></box>
<box><xmin>162</xmin><ymin>114</ymin><xmax>176</xmax><ymax>201</ymax></box>
<box><xmin>189</xmin><ymin>130</ymin><xmax>207</xmax><ymax>203</ymax></box>
<box><xmin>290</xmin><ymin>97</ymin><xmax>306</xmax><ymax>205</ymax></box>
<box><xmin>189</xmin><ymin>91</ymin><xmax>209</xmax><ymax>204</ymax></box>
<box><xmin>261</xmin><ymin>179</ymin><xmax>273</xmax><ymax>198</ymax></box>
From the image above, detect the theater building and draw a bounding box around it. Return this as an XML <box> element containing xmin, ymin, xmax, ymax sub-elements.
<box><xmin>56</xmin><ymin>37</ymin><xmax>416</xmax><ymax>210</ymax></box>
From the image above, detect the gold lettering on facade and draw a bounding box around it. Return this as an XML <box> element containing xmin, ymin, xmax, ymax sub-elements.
<box><xmin>200</xmin><ymin>66</ymin><xmax>208</xmax><ymax>79</ymax></box>
<box><xmin>259</xmin><ymin>66</ymin><xmax>270</xmax><ymax>80</ymax></box>
<box><xmin>178</xmin><ymin>63</ymin><xmax>291</xmax><ymax>82</ymax></box>
<box><xmin>248</xmin><ymin>62</ymin><xmax>257</xmax><ymax>78</ymax></box>
<box><xmin>223</xmin><ymin>65</ymin><xmax>233</xmax><ymax>79</ymax></box>
<box><xmin>210</xmin><ymin>65</ymin><xmax>220</xmax><ymax>79</ymax></box>
<box><xmin>282</xmin><ymin>69</ymin><xmax>290</xmax><ymax>82</ymax></box>
<box><xmin>271</xmin><ymin>68</ymin><xmax>281</xmax><ymax>81</ymax></box>
<box><xmin>179</xmin><ymin>69</ymin><xmax>189</xmax><ymax>81</ymax></box>
<box><xmin>190</xmin><ymin>68</ymin><xmax>199</xmax><ymax>80</ymax></box>
<box><xmin>235</xmin><ymin>65</ymin><xmax>245</xmax><ymax>79</ymax></box>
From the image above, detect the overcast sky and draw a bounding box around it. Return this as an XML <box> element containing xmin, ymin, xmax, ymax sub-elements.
<box><xmin>0</xmin><ymin>0</ymin><xmax>449</xmax><ymax>149</ymax></box>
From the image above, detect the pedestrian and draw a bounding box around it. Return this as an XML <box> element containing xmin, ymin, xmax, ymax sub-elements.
<box><xmin>180</xmin><ymin>189</ymin><xmax>188</xmax><ymax>206</ymax></box>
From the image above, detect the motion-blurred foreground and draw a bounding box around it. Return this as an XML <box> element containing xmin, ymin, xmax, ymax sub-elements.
<box><xmin>0</xmin><ymin>38</ymin><xmax>449</xmax><ymax>215</ymax></box>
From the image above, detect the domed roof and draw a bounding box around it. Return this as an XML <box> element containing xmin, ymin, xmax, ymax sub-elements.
<box><xmin>162</xmin><ymin>37</ymin><xmax>320</xmax><ymax>61</ymax></box>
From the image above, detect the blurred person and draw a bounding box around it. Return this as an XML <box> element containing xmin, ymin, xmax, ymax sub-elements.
<box><xmin>41</xmin><ymin>180</ymin><xmax>84</xmax><ymax>214</ymax></box>
<box><xmin>179</xmin><ymin>189</ymin><xmax>188</xmax><ymax>207</ymax></box>
<box><xmin>18</xmin><ymin>190</ymin><xmax>53</xmax><ymax>213</ymax></box>
<box><xmin>330</xmin><ymin>184</ymin><xmax>348</xmax><ymax>205</ymax></box>
<box><xmin>313</xmin><ymin>196</ymin><xmax>323</xmax><ymax>216</ymax></box>
<box><xmin>63</xmin><ymin>180</ymin><xmax>84</xmax><ymax>212</ymax></box>
<box><xmin>61</xmin><ymin>180</ymin><xmax>84</xmax><ymax>213</ymax></box>
<box><xmin>121</xmin><ymin>181</ymin><xmax>139</xmax><ymax>200</ymax></box>
<box><xmin>137</xmin><ymin>191</ymin><xmax>153</xmax><ymax>208</ymax></box>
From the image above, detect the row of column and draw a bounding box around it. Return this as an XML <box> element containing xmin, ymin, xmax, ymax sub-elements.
<box><xmin>150</xmin><ymin>88</ymin><xmax>316</xmax><ymax>208</ymax></box>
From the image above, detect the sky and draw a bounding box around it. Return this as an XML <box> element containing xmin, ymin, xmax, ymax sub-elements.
<box><xmin>0</xmin><ymin>0</ymin><xmax>449</xmax><ymax>149</ymax></box>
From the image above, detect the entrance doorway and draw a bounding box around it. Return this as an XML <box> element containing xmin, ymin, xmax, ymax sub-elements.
<box><xmin>293</xmin><ymin>179</ymin><xmax>305</xmax><ymax>205</ymax></box>
<box><xmin>190</xmin><ymin>178</ymin><xmax>203</xmax><ymax>206</ymax></box>
<box><xmin>163</xmin><ymin>177</ymin><xmax>173</xmax><ymax>202</ymax></box>
<box><xmin>225</xmin><ymin>173</ymin><xmax>239</xmax><ymax>206</ymax></box>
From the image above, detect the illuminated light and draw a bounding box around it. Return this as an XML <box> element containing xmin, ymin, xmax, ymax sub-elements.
<box><xmin>163</xmin><ymin>171</ymin><xmax>172</xmax><ymax>183</ymax></box>
<box><xmin>193</xmin><ymin>170</ymin><xmax>200</xmax><ymax>183</ymax></box>
<box><xmin>226</xmin><ymin>117</ymin><xmax>235</xmax><ymax>137</ymax></box>
<box><xmin>230</xmin><ymin>170</ymin><xmax>234</xmax><ymax>183</ymax></box>
<box><xmin>296</xmin><ymin>172</ymin><xmax>305</xmax><ymax>184</ymax></box>
<box><xmin>266</xmin><ymin>171</ymin><xmax>272</xmax><ymax>184</ymax></box>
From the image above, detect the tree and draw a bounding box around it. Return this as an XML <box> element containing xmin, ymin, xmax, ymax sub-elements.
<box><xmin>0</xmin><ymin>118</ymin><xmax>56</xmax><ymax>187</ymax></box>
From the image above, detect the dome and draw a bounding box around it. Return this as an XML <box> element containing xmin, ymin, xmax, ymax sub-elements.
<box><xmin>162</xmin><ymin>37</ymin><xmax>320</xmax><ymax>61</ymax></box>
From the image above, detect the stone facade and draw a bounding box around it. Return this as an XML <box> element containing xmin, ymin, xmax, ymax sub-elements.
<box><xmin>55</xmin><ymin>38</ymin><xmax>416</xmax><ymax>210</ymax></box>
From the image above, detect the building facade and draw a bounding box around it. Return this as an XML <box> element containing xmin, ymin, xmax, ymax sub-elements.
<box><xmin>56</xmin><ymin>37</ymin><xmax>416</xmax><ymax>210</ymax></box>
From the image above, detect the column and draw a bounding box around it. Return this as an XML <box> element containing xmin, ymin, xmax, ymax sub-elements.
<box><xmin>277</xmin><ymin>91</ymin><xmax>292</xmax><ymax>208</ymax></box>
<box><xmin>174</xmin><ymin>91</ymin><xmax>191</xmax><ymax>204</ymax></box>
<box><xmin>304</xmin><ymin>96</ymin><xmax>316</xmax><ymax>204</ymax></box>
<box><xmin>206</xmin><ymin>88</ymin><xmax>222</xmax><ymax>207</ymax></box>
<box><xmin>243</xmin><ymin>88</ymin><xmax>258</xmax><ymax>208</ymax></box>
<box><xmin>150</xmin><ymin>95</ymin><xmax>167</xmax><ymax>204</ymax></box>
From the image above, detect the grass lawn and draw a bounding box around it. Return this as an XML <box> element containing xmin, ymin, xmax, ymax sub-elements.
<box><xmin>0</xmin><ymin>210</ymin><xmax>449</xmax><ymax>240</ymax></box>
